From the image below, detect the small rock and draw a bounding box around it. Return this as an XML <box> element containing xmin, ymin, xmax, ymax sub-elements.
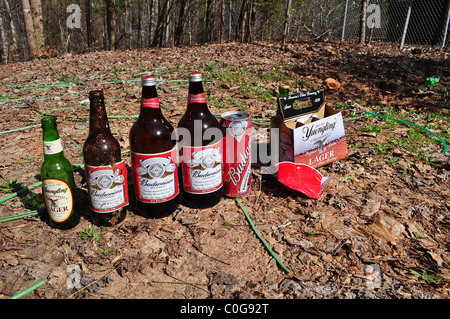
<box><xmin>3</xmin><ymin>255</ymin><xmax>19</xmax><ymax>266</ymax></box>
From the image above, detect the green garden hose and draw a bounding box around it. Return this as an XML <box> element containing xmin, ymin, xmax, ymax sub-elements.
<box><xmin>365</xmin><ymin>111</ymin><xmax>448</xmax><ymax>155</ymax></box>
<box><xmin>236</xmin><ymin>197</ymin><xmax>291</xmax><ymax>274</ymax></box>
<box><xmin>8</xmin><ymin>279</ymin><xmax>45</xmax><ymax>299</ymax></box>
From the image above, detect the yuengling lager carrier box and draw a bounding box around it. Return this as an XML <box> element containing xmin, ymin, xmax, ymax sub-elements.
<box><xmin>271</xmin><ymin>89</ymin><xmax>348</xmax><ymax>168</ymax></box>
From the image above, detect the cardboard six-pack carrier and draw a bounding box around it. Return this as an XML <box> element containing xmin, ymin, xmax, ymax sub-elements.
<box><xmin>271</xmin><ymin>89</ymin><xmax>348</xmax><ymax>168</ymax></box>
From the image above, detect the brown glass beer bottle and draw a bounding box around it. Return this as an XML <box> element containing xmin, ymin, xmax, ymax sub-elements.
<box><xmin>129</xmin><ymin>76</ymin><xmax>179</xmax><ymax>218</ymax></box>
<box><xmin>177</xmin><ymin>72</ymin><xmax>223</xmax><ymax>208</ymax></box>
<box><xmin>83</xmin><ymin>90</ymin><xmax>129</xmax><ymax>226</ymax></box>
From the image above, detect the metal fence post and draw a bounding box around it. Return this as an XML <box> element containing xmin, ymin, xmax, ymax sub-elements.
<box><xmin>341</xmin><ymin>0</ymin><xmax>349</xmax><ymax>40</ymax></box>
<box><xmin>400</xmin><ymin>0</ymin><xmax>414</xmax><ymax>49</ymax></box>
<box><xmin>442</xmin><ymin>1</ymin><xmax>450</xmax><ymax>48</ymax></box>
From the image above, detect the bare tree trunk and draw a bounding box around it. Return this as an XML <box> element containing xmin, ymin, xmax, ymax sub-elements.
<box><xmin>85</xmin><ymin>0</ymin><xmax>92</xmax><ymax>48</ymax></box>
<box><xmin>105</xmin><ymin>0</ymin><xmax>116</xmax><ymax>50</ymax></box>
<box><xmin>148</xmin><ymin>0</ymin><xmax>154</xmax><ymax>47</ymax></box>
<box><xmin>245</xmin><ymin>0</ymin><xmax>254</xmax><ymax>43</ymax></box>
<box><xmin>125</xmin><ymin>0</ymin><xmax>132</xmax><ymax>48</ymax></box>
<box><xmin>228</xmin><ymin>0</ymin><xmax>232</xmax><ymax>41</ymax></box>
<box><xmin>58</xmin><ymin>3</ymin><xmax>68</xmax><ymax>53</ymax></box>
<box><xmin>0</xmin><ymin>13</ymin><xmax>7</xmax><ymax>64</ymax></box>
<box><xmin>30</xmin><ymin>0</ymin><xmax>44</xmax><ymax>52</ymax></box>
<box><xmin>205</xmin><ymin>0</ymin><xmax>213</xmax><ymax>42</ymax></box>
<box><xmin>151</xmin><ymin>0</ymin><xmax>170</xmax><ymax>47</ymax></box>
<box><xmin>4</xmin><ymin>0</ymin><xmax>18</xmax><ymax>52</ymax></box>
<box><xmin>137</xmin><ymin>0</ymin><xmax>142</xmax><ymax>47</ymax></box>
<box><xmin>21</xmin><ymin>0</ymin><xmax>37</xmax><ymax>58</ymax></box>
<box><xmin>187</xmin><ymin>5</ymin><xmax>192</xmax><ymax>44</ymax></box>
<box><xmin>175</xmin><ymin>0</ymin><xmax>187</xmax><ymax>46</ymax></box>
<box><xmin>237</xmin><ymin>0</ymin><xmax>248</xmax><ymax>42</ymax></box>
<box><xmin>281</xmin><ymin>0</ymin><xmax>292</xmax><ymax>50</ymax></box>
<box><xmin>219</xmin><ymin>0</ymin><xmax>225</xmax><ymax>43</ymax></box>
<box><xmin>359</xmin><ymin>0</ymin><xmax>367</xmax><ymax>44</ymax></box>
<box><xmin>164</xmin><ymin>0</ymin><xmax>172</xmax><ymax>46</ymax></box>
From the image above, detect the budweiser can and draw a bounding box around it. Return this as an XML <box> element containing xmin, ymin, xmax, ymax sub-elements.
<box><xmin>220</xmin><ymin>111</ymin><xmax>252</xmax><ymax>197</ymax></box>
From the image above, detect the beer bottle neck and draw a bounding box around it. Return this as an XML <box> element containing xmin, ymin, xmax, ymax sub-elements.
<box><xmin>189</xmin><ymin>80</ymin><xmax>204</xmax><ymax>95</ymax></box>
<box><xmin>41</xmin><ymin>117</ymin><xmax>65</xmax><ymax>157</ymax></box>
<box><xmin>42</xmin><ymin>121</ymin><xmax>60</xmax><ymax>142</ymax></box>
<box><xmin>186</xmin><ymin>80</ymin><xmax>210</xmax><ymax>114</ymax></box>
<box><xmin>140</xmin><ymin>85</ymin><xmax>163</xmax><ymax>117</ymax></box>
<box><xmin>88</xmin><ymin>93</ymin><xmax>112</xmax><ymax>136</ymax></box>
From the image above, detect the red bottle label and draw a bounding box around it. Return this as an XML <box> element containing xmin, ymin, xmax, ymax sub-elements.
<box><xmin>142</xmin><ymin>97</ymin><xmax>160</xmax><ymax>109</ymax></box>
<box><xmin>131</xmin><ymin>146</ymin><xmax>179</xmax><ymax>203</ymax></box>
<box><xmin>85</xmin><ymin>160</ymin><xmax>129</xmax><ymax>213</ymax></box>
<box><xmin>188</xmin><ymin>93</ymin><xmax>206</xmax><ymax>104</ymax></box>
<box><xmin>181</xmin><ymin>140</ymin><xmax>223</xmax><ymax>194</ymax></box>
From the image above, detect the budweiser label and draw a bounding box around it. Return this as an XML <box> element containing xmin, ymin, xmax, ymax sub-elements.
<box><xmin>221</xmin><ymin>111</ymin><xmax>252</xmax><ymax>197</ymax></box>
<box><xmin>181</xmin><ymin>140</ymin><xmax>223</xmax><ymax>194</ymax></box>
<box><xmin>85</xmin><ymin>160</ymin><xmax>129</xmax><ymax>213</ymax></box>
<box><xmin>43</xmin><ymin>139</ymin><xmax>63</xmax><ymax>155</ymax></box>
<box><xmin>188</xmin><ymin>93</ymin><xmax>207</xmax><ymax>104</ymax></box>
<box><xmin>224</xmin><ymin>142</ymin><xmax>251</xmax><ymax>192</ymax></box>
<box><xmin>132</xmin><ymin>146</ymin><xmax>179</xmax><ymax>203</ymax></box>
<box><xmin>42</xmin><ymin>178</ymin><xmax>74</xmax><ymax>223</ymax></box>
<box><xmin>142</xmin><ymin>97</ymin><xmax>160</xmax><ymax>109</ymax></box>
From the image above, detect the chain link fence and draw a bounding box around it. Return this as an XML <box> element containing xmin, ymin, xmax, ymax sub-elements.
<box><xmin>289</xmin><ymin>0</ymin><xmax>450</xmax><ymax>48</ymax></box>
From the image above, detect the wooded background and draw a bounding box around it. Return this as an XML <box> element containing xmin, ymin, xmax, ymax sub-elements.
<box><xmin>1</xmin><ymin>0</ymin><xmax>450</xmax><ymax>64</ymax></box>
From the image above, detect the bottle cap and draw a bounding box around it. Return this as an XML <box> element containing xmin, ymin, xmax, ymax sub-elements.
<box><xmin>41</xmin><ymin>116</ymin><xmax>57</xmax><ymax>128</ymax></box>
<box><xmin>189</xmin><ymin>73</ymin><xmax>202</xmax><ymax>82</ymax></box>
<box><xmin>142</xmin><ymin>76</ymin><xmax>156</xmax><ymax>86</ymax></box>
<box><xmin>89</xmin><ymin>90</ymin><xmax>104</xmax><ymax>99</ymax></box>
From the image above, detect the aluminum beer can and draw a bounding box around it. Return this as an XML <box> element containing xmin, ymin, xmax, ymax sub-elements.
<box><xmin>220</xmin><ymin>111</ymin><xmax>252</xmax><ymax>197</ymax></box>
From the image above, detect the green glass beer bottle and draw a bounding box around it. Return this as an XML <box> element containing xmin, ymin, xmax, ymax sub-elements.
<box><xmin>41</xmin><ymin>116</ymin><xmax>80</xmax><ymax>229</ymax></box>
<box><xmin>279</xmin><ymin>84</ymin><xmax>290</xmax><ymax>97</ymax></box>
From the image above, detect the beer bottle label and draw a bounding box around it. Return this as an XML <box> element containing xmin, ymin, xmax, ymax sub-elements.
<box><xmin>142</xmin><ymin>97</ymin><xmax>160</xmax><ymax>109</ymax></box>
<box><xmin>85</xmin><ymin>160</ymin><xmax>129</xmax><ymax>213</ymax></box>
<box><xmin>181</xmin><ymin>140</ymin><xmax>223</xmax><ymax>194</ymax></box>
<box><xmin>131</xmin><ymin>146</ymin><xmax>179</xmax><ymax>203</ymax></box>
<box><xmin>43</xmin><ymin>139</ymin><xmax>63</xmax><ymax>155</ymax></box>
<box><xmin>188</xmin><ymin>93</ymin><xmax>206</xmax><ymax>104</ymax></box>
<box><xmin>42</xmin><ymin>178</ymin><xmax>74</xmax><ymax>223</ymax></box>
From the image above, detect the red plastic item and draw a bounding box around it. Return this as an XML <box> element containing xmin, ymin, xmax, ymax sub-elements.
<box><xmin>275</xmin><ymin>162</ymin><xmax>331</xmax><ymax>199</ymax></box>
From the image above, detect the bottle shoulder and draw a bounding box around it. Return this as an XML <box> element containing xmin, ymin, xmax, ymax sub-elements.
<box><xmin>178</xmin><ymin>106</ymin><xmax>220</xmax><ymax>128</ymax></box>
<box><xmin>130</xmin><ymin>117</ymin><xmax>174</xmax><ymax>136</ymax></box>
<box><xmin>41</xmin><ymin>156</ymin><xmax>74</xmax><ymax>179</ymax></box>
<box><xmin>129</xmin><ymin>118</ymin><xmax>175</xmax><ymax>153</ymax></box>
<box><xmin>84</xmin><ymin>134</ymin><xmax>121</xmax><ymax>150</ymax></box>
<box><xmin>83</xmin><ymin>136</ymin><xmax>122</xmax><ymax>166</ymax></box>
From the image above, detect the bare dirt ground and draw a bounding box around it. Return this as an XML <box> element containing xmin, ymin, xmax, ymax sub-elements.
<box><xmin>0</xmin><ymin>40</ymin><xmax>449</xmax><ymax>300</ymax></box>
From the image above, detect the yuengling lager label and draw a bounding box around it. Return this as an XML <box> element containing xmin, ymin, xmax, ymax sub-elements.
<box><xmin>42</xmin><ymin>178</ymin><xmax>74</xmax><ymax>223</ymax></box>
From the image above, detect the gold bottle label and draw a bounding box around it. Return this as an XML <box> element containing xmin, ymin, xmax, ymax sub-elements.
<box><xmin>42</xmin><ymin>178</ymin><xmax>74</xmax><ymax>223</ymax></box>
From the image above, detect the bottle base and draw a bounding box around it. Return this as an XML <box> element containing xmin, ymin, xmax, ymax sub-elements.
<box><xmin>181</xmin><ymin>189</ymin><xmax>223</xmax><ymax>209</ymax></box>
<box><xmin>49</xmin><ymin>214</ymin><xmax>80</xmax><ymax>230</ymax></box>
<box><xmin>136</xmin><ymin>198</ymin><xmax>179</xmax><ymax>219</ymax></box>
<box><xmin>91</xmin><ymin>209</ymin><xmax>127</xmax><ymax>227</ymax></box>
